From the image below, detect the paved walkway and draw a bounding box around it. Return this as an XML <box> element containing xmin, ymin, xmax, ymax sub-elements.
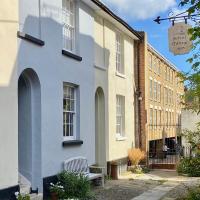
<box><xmin>131</xmin><ymin>181</ymin><xmax>179</xmax><ymax>200</ymax></box>
<box><xmin>93</xmin><ymin>170</ymin><xmax>200</xmax><ymax>200</ymax></box>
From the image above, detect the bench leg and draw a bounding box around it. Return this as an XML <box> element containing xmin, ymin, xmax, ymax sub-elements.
<box><xmin>102</xmin><ymin>176</ymin><xmax>104</xmax><ymax>187</ymax></box>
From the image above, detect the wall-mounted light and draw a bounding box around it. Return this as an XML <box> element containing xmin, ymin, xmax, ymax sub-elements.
<box><xmin>138</xmin><ymin>96</ymin><xmax>143</xmax><ymax>101</ymax></box>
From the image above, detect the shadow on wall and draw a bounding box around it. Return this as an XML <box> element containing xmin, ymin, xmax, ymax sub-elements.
<box><xmin>0</xmin><ymin>2</ymin><xmax>111</xmax><ymax>197</ymax></box>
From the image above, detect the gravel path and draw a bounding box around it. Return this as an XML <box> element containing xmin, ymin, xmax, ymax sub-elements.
<box><xmin>93</xmin><ymin>179</ymin><xmax>163</xmax><ymax>200</ymax></box>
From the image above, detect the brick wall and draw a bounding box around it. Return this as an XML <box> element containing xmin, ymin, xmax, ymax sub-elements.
<box><xmin>138</xmin><ymin>32</ymin><xmax>147</xmax><ymax>152</ymax></box>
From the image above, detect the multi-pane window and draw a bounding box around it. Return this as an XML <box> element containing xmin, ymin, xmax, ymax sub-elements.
<box><xmin>165</xmin><ymin>66</ymin><xmax>167</xmax><ymax>80</ymax></box>
<box><xmin>154</xmin><ymin>81</ymin><xmax>157</xmax><ymax>101</ymax></box>
<box><xmin>171</xmin><ymin>91</ymin><xmax>174</xmax><ymax>105</ymax></box>
<box><xmin>159</xmin><ymin>110</ymin><xmax>162</xmax><ymax>126</ymax></box>
<box><xmin>157</xmin><ymin>83</ymin><xmax>161</xmax><ymax>102</ymax></box>
<box><xmin>116</xmin><ymin>95</ymin><xmax>125</xmax><ymax>137</ymax></box>
<box><xmin>166</xmin><ymin>111</ymin><xmax>168</xmax><ymax>126</ymax></box>
<box><xmin>168</xmin><ymin>89</ymin><xmax>171</xmax><ymax>104</ymax></box>
<box><xmin>116</xmin><ymin>32</ymin><xmax>124</xmax><ymax>74</ymax></box>
<box><xmin>62</xmin><ymin>0</ymin><xmax>76</xmax><ymax>52</ymax></box>
<box><xmin>149</xmin><ymin>79</ymin><xmax>153</xmax><ymax>99</ymax></box>
<box><xmin>171</xmin><ymin>71</ymin><xmax>173</xmax><ymax>83</ymax></box>
<box><xmin>154</xmin><ymin>109</ymin><xmax>157</xmax><ymax>127</ymax></box>
<box><xmin>164</xmin><ymin>87</ymin><xmax>168</xmax><ymax>105</ymax></box>
<box><xmin>168</xmin><ymin>68</ymin><xmax>170</xmax><ymax>81</ymax></box>
<box><xmin>154</xmin><ymin>58</ymin><xmax>157</xmax><ymax>73</ymax></box>
<box><xmin>150</xmin><ymin>108</ymin><xmax>153</xmax><ymax>126</ymax></box>
<box><xmin>158</xmin><ymin>61</ymin><xmax>161</xmax><ymax>75</ymax></box>
<box><xmin>149</xmin><ymin>54</ymin><xmax>153</xmax><ymax>69</ymax></box>
<box><xmin>63</xmin><ymin>84</ymin><xmax>76</xmax><ymax>140</ymax></box>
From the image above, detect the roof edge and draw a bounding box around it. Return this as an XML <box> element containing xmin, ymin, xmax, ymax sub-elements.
<box><xmin>90</xmin><ymin>0</ymin><xmax>142</xmax><ymax>40</ymax></box>
<box><xmin>148</xmin><ymin>43</ymin><xmax>180</xmax><ymax>72</ymax></box>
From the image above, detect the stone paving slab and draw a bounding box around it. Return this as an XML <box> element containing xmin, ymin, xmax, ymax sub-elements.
<box><xmin>131</xmin><ymin>182</ymin><xmax>179</xmax><ymax>200</ymax></box>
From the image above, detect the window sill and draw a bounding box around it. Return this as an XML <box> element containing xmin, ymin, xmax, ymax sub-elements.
<box><xmin>94</xmin><ymin>64</ymin><xmax>107</xmax><ymax>71</ymax></box>
<box><xmin>115</xmin><ymin>72</ymin><xmax>126</xmax><ymax>79</ymax></box>
<box><xmin>17</xmin><ymin>31</ymin><xmax>45</xmax><ymax>46</ymax></box>
<box><xmin>62</xmin><ymin>140</ymin><xmax>83</xmax><ymax>147</ymax></box>
<box><xmin>62</xmin><ymin>49</ymin><xmax>82</xmax><ymax>61</ymax></box>
<box><xmin>116</xmin><ymin>136</ymin><xmax>127</xmax><ymax>141</ymax></box>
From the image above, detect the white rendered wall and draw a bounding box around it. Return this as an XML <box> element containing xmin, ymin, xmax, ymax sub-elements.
<box><xmin>18</xmin><ymin>0</ymin><xmax>95</xmax><ymax>188</ymax></box>
<box><xmin>0</xmin><ymin>0</ymin><xmax>18</xmax><ymax>190</ymax></box>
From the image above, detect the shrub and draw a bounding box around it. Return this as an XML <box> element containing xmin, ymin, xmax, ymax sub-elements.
<box><xmin>54</xmin><ymin>171</ymin><xmax>95</xmax><ymax>200</ymax></box>
<box><xmin>15</xmin><ymin>192</ymin><xmax>30</xmax><ymax>200</ymax></box>
<box><xmin>128</xmin><ymin>165</ymin><xmax>150</xmax><ymax>174</ymax></box>
<box><xmin>177</xmin><ymin>157</ymin><xmax>200</xmax><ymax>177</ymax></box>
<box><xmin>128</xmin><ymin>148</ymin><xmax>146</xmax><ymax>166</ymax></box>
<box><xmin>183</xmin><ymin>186</ymin><xmax>200</xmax><ymax>200</ymax></box>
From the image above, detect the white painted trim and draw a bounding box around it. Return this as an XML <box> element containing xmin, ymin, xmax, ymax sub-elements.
<box><xmin>94</xmin><ymin>64</ymin><xmax>107</xmax><ymax>71</ymax></box>
<box><xmin>116</xmin><ymin>71</ymin><xmax>126</xmax><ymax>79</ymax></box>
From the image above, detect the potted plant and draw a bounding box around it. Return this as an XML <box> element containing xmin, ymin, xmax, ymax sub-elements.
<box><xmin>15</xmin><ymin>192</ymin><xmax>30</xmax><ymax>200</ymax></box>
<box><xmin>128</xmin><ymin>148</ymin><xmax>146</xmax><ymax>173</ymax></box>
<box><xmin>49</xmin><ymin>182</ymin><xmax>64</xmax><ymax>200</ymax></box>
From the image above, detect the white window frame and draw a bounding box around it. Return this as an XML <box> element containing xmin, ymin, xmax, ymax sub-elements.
<box><xmin>115</xmin><ymin>32</ymin><xmax>124</xmax><ymax>75</ymax></box>
<box><xmin>116</xmin><ymin>95</ymin><xmax>125</xmax><ymax>137</ymax></box>
<box><xmin>62</xmin><ymin>0</ymin><xmax>76</xmax><ymax>53</ymax></box>
<box><xmin>63</xmin><ymin>84</ymin><xmax>76</xmax><ymax>141</ymax></box>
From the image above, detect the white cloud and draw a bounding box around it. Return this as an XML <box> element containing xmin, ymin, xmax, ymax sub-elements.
<box><xmin>102</xmin><ymin>0</ymin><xmax>177</xmax><ymax>20</ymax></box>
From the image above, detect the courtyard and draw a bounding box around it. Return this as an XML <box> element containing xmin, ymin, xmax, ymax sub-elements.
<box><xmin>93</xmin><ymin>170</ymin><xmax>200</xmax><ymax>200</ymax></box>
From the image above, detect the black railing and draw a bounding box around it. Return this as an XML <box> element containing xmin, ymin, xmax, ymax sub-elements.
<box><xmin>146</xmin><ymin>125</ymin><xmax>192</xmax><ymax>167</ymax></box>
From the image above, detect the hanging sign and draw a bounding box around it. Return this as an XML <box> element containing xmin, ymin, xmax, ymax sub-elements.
<box><xmin>168</xmin><ymin>22</ymin><xmax>193</xmax><ymax>55</ymax></box>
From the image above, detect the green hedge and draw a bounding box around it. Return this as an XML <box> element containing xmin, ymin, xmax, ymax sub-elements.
<box><xmin>177</xmin><ymin>157</ymin><xmax>200</xmax><ymax>177</ymax></box>
<box><xmin>182</xmin><ymin>186</ymin><xmax>200</xmax><ymax>200</ymax></box>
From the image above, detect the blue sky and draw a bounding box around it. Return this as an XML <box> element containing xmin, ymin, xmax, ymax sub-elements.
<box><xmin>102</xmin><ymin>0</ymin><xmax>192</xmax><ymax>72</ymax></box>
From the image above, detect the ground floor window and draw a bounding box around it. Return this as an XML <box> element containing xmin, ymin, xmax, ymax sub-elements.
<box><xmin>63</xmin><ymin>84</ymin><xmax>77</xmax><ymax>140</ymax></box>
<box><xmin>116</xmin><ymin>95</ymin><xmax>125</xmax><ymax>137</ymax></box>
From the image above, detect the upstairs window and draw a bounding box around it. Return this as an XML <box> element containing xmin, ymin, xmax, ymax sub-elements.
<box><xmin>164</xmin><ymin>87</ymin><xmax>168</xmax><ymax>105</ymax></box>
<box><xmin>63</xmin><ymin>84</ymin><xmax>76</xmax><ymax>140</ymax></box>
<box><xmin>157</xmin><ymin>83</ymin><xmax>161</xmax><ymax>102</ymax></box>
<box><xmin>159</xmin><ymin>110</ymin><xmax>162</xmax><ymax>126</ymax></box>
<box><xmin>154</xmin><ymin>58</ymin><xmax>157</xmax><ymax>73</ymax></box>
<box><xmin>150</xmin><ymin>108</ymin><xmax>153</xmax><ymax>126</ymax></box>
<box><xmin>154</xmin><ymin>109</ymin><xmax>157</xmax><ymax>127</ymax></box>
<box><xmin>116</xmin><ymin>95</ymin><xmax>125</xmax><ymax>137</ymax></box>
<box><xmin>62</xmin><ymin>0</ymin><xmax>76</xmax><ymax>52</ymax></box>
<box><xmin>149</xmin><ymin>54</ymin><xmax>153</xmax><ymax>69</ymax></box>
<box><xmin>158</xmin><ymin>61</ymin><xmax>161</xmax><ymax>75</ymax></box>
<box><xmin>154</xmin><ymin>81</ymin><xmax>157</xmax><ymax>101</ymax></box>
<box><xmin>165</xmin><ymin>66</ymin><xmax>167</xmax><ymax>80</ymax></box>
<box><xmin>116</xmin><ymin>32</ymin><xmax>124</xmax><ymax>74</ymax></box>
<box><xmin>149</xmin><ymin>79</ymin><xmax>153</xmax><ymax>99</ymax></box>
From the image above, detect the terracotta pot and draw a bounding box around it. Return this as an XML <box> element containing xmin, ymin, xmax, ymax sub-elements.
<box><xmin>50</xmin><ymin>192</ymin><xmax>58</xmax><ymax>200</ymax></box>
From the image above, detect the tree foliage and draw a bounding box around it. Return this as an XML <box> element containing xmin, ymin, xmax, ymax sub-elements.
<box><xmin>179</xmin><ymin>0</ymin><xmax>200</xmax><ymax>112</ymax></box>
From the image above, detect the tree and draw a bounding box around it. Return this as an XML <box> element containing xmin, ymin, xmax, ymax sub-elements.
<box><xmin>179</xmin><ymin>1</ymin><xmax>200</xmax><ymax>112</ymax></box>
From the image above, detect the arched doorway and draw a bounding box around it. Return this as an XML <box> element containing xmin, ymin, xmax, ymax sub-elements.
<box><xmin>95</xmin><ymin>87</ymin><xmax>106</xmax><ymax>169</ymax></box>
<box><xmin>18</xmin><ymin>68</ymin><xmax>42</xmax><ymax>191</ymax></box>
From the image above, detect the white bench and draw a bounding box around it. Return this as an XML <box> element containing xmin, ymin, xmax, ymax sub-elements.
<box><xmin>63</xmin><ymin>157</ymin><xmax>104</xmax><ymax>187</ymax></box>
